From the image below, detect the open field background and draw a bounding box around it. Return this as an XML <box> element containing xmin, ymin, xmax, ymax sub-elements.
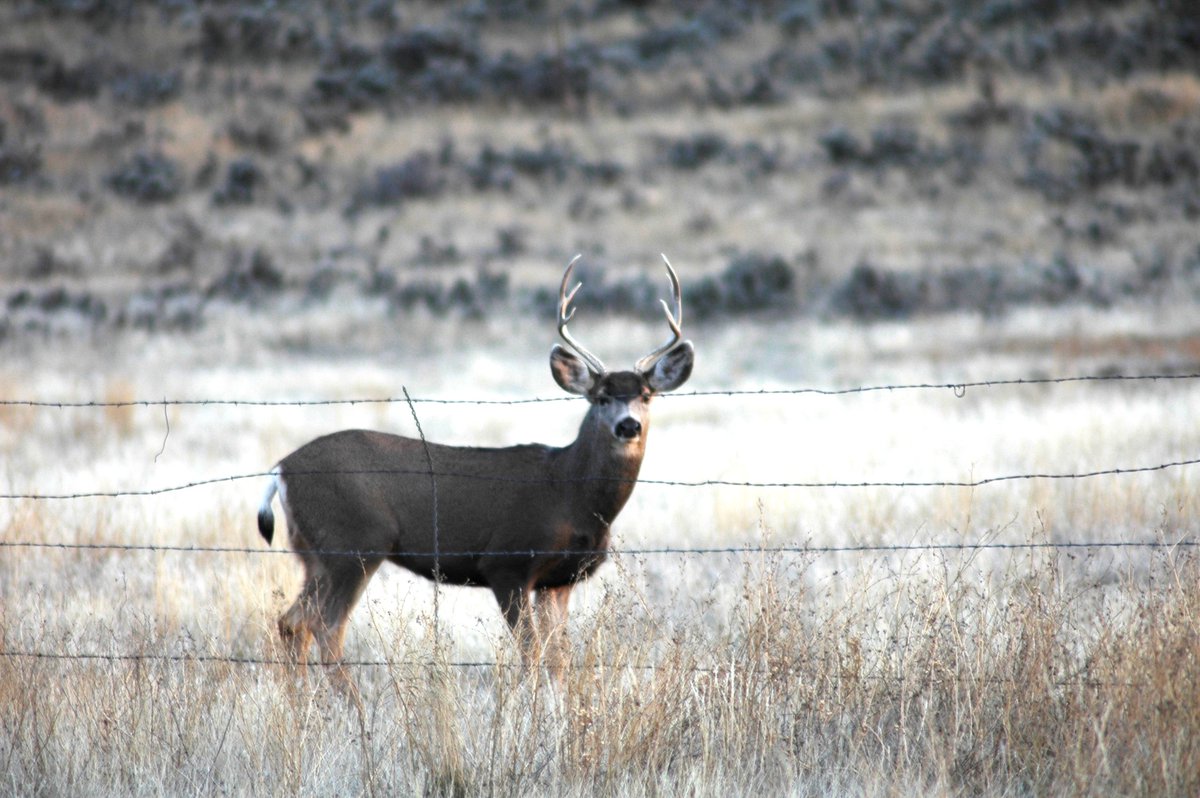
<box><xmin>2</xmin><ymin>1</ymin><xmax>1200</xmax><ymax>795</ymax></box>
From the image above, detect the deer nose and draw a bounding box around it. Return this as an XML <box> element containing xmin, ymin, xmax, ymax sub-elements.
<box><xmin>615</xmin><ymin>418</ymin><xmax>642</xmax><ymax>440</ymax></box>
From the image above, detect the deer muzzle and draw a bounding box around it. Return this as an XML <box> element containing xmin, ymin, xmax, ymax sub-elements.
<box><xmin>614</xmin><ymin>417</ymin><xmax>642</xmax><ymax>440</ymax></box>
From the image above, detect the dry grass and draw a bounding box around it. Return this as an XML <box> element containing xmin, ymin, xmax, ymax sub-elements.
<box><xmin>2</xmin><ymin>541</ymin><xmax>1197</xmax><ymax>796</ymax></box>
<box><xmin>2</xmin><ymin>304</ymin><xmax>1199</xmax><ymax>796</ymax></box>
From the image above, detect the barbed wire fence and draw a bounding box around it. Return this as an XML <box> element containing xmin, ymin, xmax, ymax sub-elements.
<box><xmin>2</xmin><ymin>371</ymin><xmax>1198</xmax><ymax>410</ymax></box>
<box><xmin>2</xmin><ymin>369</ymin><xmax>1199</xmax><ymax>675</ymax></box>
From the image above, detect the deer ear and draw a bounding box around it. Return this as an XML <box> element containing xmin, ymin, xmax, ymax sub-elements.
<box><xmin>550</xmin><ymin>345</ymin><xmax>595</xmax><ymax>395</ymax></box>
<box><xmin>646</xmin><ymin>341</ymin><xmax>694</xmax><ymax>393</ymax></box>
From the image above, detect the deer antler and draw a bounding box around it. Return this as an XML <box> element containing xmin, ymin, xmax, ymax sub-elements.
<box><xmin>558</xmin><ymin>254</ymin><xmax>607</xmax><ymax>375</ymax></box>
<box><xmin>635</xmin><ymin>254</ymin><xmax>684</xmax><ymax>374</ymax></box>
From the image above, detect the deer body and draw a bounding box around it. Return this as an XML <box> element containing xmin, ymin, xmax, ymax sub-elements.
<box><xmin>261</xmin><ymin>418</ymin><xmax>642</xmax><ymax>592</ymax></box>
<box><xmin>258</xmin><ymin>256</ymin><xmax>693</xmax><ymax>677</ymax></box>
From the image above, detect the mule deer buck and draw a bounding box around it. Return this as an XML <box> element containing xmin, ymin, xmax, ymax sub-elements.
<box><xmin>257</xmin><ymin>255</ymin><xmax>694</xmax><ymax>681</ymax></box>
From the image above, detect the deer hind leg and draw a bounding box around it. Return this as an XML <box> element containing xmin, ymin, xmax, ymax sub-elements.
<box><xmin>278</xmin><ymin>555</ymin><xmax>378</xmax><ymax>684</ymax></box>
<box><xmin>278</xmin><ymin>595</ymin><xmax>316</xmax><ymax>666</ymax></box>
<box><xmin>277</xmin><ymin>556</ymin><xmax>323</xmax><ymax>673</ymax></box>
<box><xmin>309</xmin><ymin>556</ymin><xmax>380</xmax><ymax>699</ymax></box>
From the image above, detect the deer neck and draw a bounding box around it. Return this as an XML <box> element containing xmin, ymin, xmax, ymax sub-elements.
<box><xmin>556</xmin><ymin>421</ymin><xmax>646</xmax><ymax>523</ymax></box>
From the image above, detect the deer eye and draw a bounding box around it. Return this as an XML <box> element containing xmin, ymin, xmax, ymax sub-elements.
<box><xmin>596</xmin><ymin>396</ymin><xmax>611</xmax><ymax>407</ymax></box>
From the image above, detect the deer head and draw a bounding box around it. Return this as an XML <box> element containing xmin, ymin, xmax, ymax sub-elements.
<box><xmin>549</xmin><ymin>254</ymin><xmax>695</xmax><ymax>448</ymax></box>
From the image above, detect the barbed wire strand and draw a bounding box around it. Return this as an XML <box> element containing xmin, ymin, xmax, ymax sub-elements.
<box><xmin>3</xmin><ymin>455</ymin><xmax>1198</xmax><ymax>501</ymax></box>
<box><xmin>1</xmin><ymin>538</ymin><xmax>1195</xmax><ymax>559</ymax></box>
<box><xmin>0</xmin><ymin>648</ymin><xmax>1168</xmax><ymax>690</ymax></box>
<box><xmin>1</xmin><ymin>372</ymin><xmax>1198</xmax><ymax>409</ymax></box>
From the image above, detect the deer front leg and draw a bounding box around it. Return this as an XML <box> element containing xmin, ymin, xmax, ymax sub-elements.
<box><xmin>535</xmin><ymin>585</ymin><xmax>572</xmax><ymax>683</ymax></box>
<box><xmin>490</xmin><ymin>578</ymin><xmax>536</xmax><ymax>664</ymax></box>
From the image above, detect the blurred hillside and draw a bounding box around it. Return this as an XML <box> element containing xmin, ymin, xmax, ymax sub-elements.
<box><xmin>1</xmin><ymin>0</ymin><xmax>1198</xmax><ymax>340</ymax></box>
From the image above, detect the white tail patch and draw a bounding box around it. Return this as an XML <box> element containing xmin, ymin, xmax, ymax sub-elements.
<box><xmin>257</xmin><ymin>468</ymin><xmax>281</xmax><ymax>544</ymax></box>
<box><xmin>260</xmin><ymin>468</ymin><xmax>280</xmax><ymax>515</ymax></box>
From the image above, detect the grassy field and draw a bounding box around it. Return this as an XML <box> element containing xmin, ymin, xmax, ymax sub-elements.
<box><xmin>3</xmin><ymin>306</ymin><xmax>1199</xmax><ymax>795</ymax></box>
<box><xmin>3</xmin><ymin>1</ymin><xmax>1200</xmax><ymax>795</ymax></box>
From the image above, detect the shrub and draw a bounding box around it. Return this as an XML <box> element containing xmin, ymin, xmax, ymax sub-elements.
<box><xmin>107</xmin><ymin>151</ymin><xmax>183</xmax><ymax>203</ymax></box>
<box><xmin>0</xmin><ymin>142</ymin><xmax>41</xmax><ymax>185</ymax></box>
<box><xmin>358</xmin><ymin>153</ymin><xmax>444</xmax><ymax>206</ymax></box>
<box><xmin>111</xmin><ymin>69</ymin><xmax>181</xmax><ymax>107</ymax></box>
<box><xmin>207</xmin><ymin>248</ymin><xmax>284</xmax><ymax>301</ymax></box>
<box><xmin>664</xmin><ymin>133</ymin><xmax>728</xmax><ymax>170</ymax></box>
<box><xmin>212</xmin><ymin>158</ymin><xmax>263</xmax><ymax>205</ymax></box>
<box><xmin>830</xmin><ymin>260</ymin><xmax>925</xmax><ymax>319</ymax></box>
<box><xmin>819</xmin><ymin>127</ymin><xmax>863</xmax><ymax>165</ymax></box>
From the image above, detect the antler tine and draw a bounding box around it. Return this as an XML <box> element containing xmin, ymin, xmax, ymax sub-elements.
<box><xmin>635</xmin><ymin>254</ymin><xmax>685</xmax><ymax>374</ymax></box>
<box><xmin>557</xmin><ymin>254</ymin><xmax>607</xmax><ymax>375</ymax></box>
<box><xmin>660</xmin><ymin>253</ymin><xmax>683</xmax><ymax>329</ymax></box>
